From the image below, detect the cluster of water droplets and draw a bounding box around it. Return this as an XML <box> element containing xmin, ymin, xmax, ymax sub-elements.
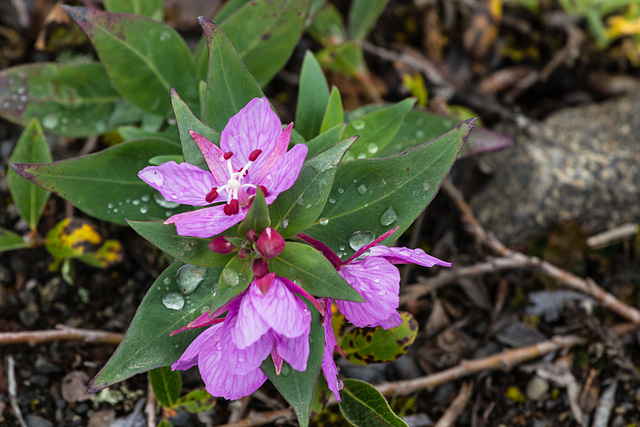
<box><xmin>105</xmin><ymin>192</ymin><xmax>177</xmax><ymax>217</ymax></box>
<box><xmin>1</xmin><ymin>75</ymin><xmax>28</xmax><ymax>116</ymax></box>
<box><xmin>161</xmin><ymin>264</ymin><xmax>208</xmax><ymax>310</ymax></box>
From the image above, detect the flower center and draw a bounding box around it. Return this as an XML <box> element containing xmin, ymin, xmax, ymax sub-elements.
<box><xmin>205</xmin><ymin>149</ymin><xmax>267</xmax><ymax>215</ymax></box>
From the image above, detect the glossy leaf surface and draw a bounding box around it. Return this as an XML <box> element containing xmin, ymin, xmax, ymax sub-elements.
<box><xmin>296</xmin><ymin>51</ymin><xmax>330</xmax><ymax>141</ymax></box>
<box><xmin>339</xmin><ymin>379</ymin><xmax>408</xmax><ymax>427</ymax></box>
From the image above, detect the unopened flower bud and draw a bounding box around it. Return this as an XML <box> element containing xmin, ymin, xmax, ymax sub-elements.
<box><xmin>238</xmin><ymin>248</ymin><xmax>250</xmax><ymax>259</ymax></box>
<box><xmin>252</xmin><ymin>257</ymin><xmax>269</xmax><ymax>279</ymax></box>
<box><xmin>256</xmin><ymin>227</ymin><xmax>285</xmax><ymax>259</ymax></box>
<box><xmin>246</xmin><ymin>228</ymin><xmax>258</xmax><ymax>243</ymax></box>
<box><xmin>208</xmin><ymin>236</ymin><xmax>234</xmax><ymax>254</ymax></box>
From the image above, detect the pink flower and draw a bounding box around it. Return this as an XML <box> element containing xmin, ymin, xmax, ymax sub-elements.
<box><xmin>320</xmin><ymin>299</ymin><xmax>343</xmax><ymax>401</ymax></box>
<box><xmin>139</xmin><ymin>98</ymin><xmax>307</xmax><ymax>238</ymax></box>
<box><xmin>171</xmin><ymin>274</ymin><xmax>313</xmax><ymax>400</ymax></box>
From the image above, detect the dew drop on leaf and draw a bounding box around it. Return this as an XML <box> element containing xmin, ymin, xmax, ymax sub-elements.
<box><xmin>349</xmin><ymin>230</ymin><xmax>375</xmax><ymax>251</ymax></box>
<box><xmin>352</xmin><ymin>119</ymin><xmax>365</xmax><ymax>130</ymax></box>
<box><xmin>154</xmin><ymin>193</ymin><xmax>180</xmax><ymax>209</ymax></box>
<box><xmin>319</xmin><ymin>217</ymin><xmax>329</xmax><ymax>225</ymax></box>
<box><xmin>221</xmin><ymin>269</ymin><xmax>239</xmax><ymax>287</ymax></box>
<box><xmin>139</xmin><ymin>206</ymin><xmax>148</xmax><ymax>214</ymax></box>
<box><xmin>379</xmin><ymin>206</ymin><xmax>398</xmax><ymax>226</ymax></box>
<box><xmin>281</xmin><ymin>218</ymin><xmax>289</xmax><ymax>228</ymax></box>
<box><xmin>43</xmin><ymin>113</ymin><xmax>58</xmax><ymax>129</ymax></box>
<box><xmin>162</xmin><ymin>292</ymin><xmax>184</xmax><ymax>310</ymax></box>
<box><xmin>176</xmin><ymin>264</ymin><xmax>207</xmax><ymax>295</ymax></box>
<box><xmin>337</xmin><ymin>187</ymin><xmax>344</xmax><ymax>194</ymax></box>
<box><xmin>366</xmin><ymin>143</ymin><xmax>378</xmax><ymax>154</ymax></box>
<box><xmin>329</xmin><ymin>198</ymin><xmax>336</xmax><ymax>204</ymax></box>
<box><xmin>357</xmin><ymin>184</ymin><xmax>367</xmax><ymax>195</ymax></box>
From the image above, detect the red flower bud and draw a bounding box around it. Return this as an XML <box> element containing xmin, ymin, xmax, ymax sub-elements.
<box><xmin>237</xmin><ymin>248</ymin><xmax>250</xmax><ymax>259</ymax></box>
<box><xmin>246</xmin><ymin>228</ymin><xmax>258</xmax><ymax>243</ymax></box>
<box><xmin>252</xmin><ymin>257</ymin><xmax>269</xmax><ymax>279</ymax></box>
<box><xmin>256</xmin><ymin>227</ymin><xmax>285</xmax><ymax>259</ymax></box>
<box><xmin>208</xmin><ymin>236</ymin><xmax>234</xmax><ymax>254</ymax></box>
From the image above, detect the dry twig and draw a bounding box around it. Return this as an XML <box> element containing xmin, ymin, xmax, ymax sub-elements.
<box><xmin>6</xmin><ymin>355</ymin><xmax>27</xmax><ymax>427</ymax></box>
<box><xmin>0</xmin><ymin>324</ymin><xmax>124</xmax><ymax>345</ymax></box>
<box><xmin>435</xmin><ymin>381</ymin><xmax>474</xmax><ymax>427</ymax></box>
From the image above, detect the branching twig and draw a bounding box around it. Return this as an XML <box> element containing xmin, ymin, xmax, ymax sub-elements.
<box><xmin>435</xmin><ymin>381</ymin><xmax>474</xmax><ymax>427</ymax></box>
<box><xmin>0</xmin><ymin>324</ymin><xmax>124</xmax><ymax>345</ymax></box>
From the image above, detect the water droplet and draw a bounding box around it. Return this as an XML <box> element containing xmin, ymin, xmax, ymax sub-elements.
<box><xmin>379</xmin><ymin>206</ymin><xmax>398</xmax><ymax>226</ymax></box>
<box><xmin>42</xmin><ymin>113</ymin><xmax>58</xmax><ymax>129</ymax></box>
<box><xmin>416</xmin><ymin>130</ymin><xmax>425</xmax><ymax>139</ymax></box>
<box><xmin>349</xmin><ymin>230</ymin><xmax>375</xmax><ymax>251</ymax></box>
<box><xmin>352</xmin><ymin>119</ymin><xmax>365</xmax><ymax>130</ymax></box>
<box><xmin>162</xmin><ymin>292</ymin><xmax>184</xmax><ymax>310</ymax></box>
<box><xmin>160</xmin><ymin>31</ymin><xmax>170</xmax><ymax>42</ymax></box>
<box><xmin>132</xmin><ymin>199</ymin><xmax>140</xmax><ymax>206</ymax></box>
<box><xmin>220</xmin><ymin>268</ymin><xmax>239</xmax><ymax>287</ymax></box>
<box><xmin>282</xmin><ymin>218</ymin><xmax>289</xmax><ymax>228</ymax></box>
<box><xmin>107</xmin><ymin>202</ymin><xmax>114</xmax><ymax>209</ymax></box>
<box><xmin>305</xmin><ymin>203</ymin><xmax>312</xmax><ymax>209</ymax></box>
<box><xmin>337</xmin><ymin>188</ymin><xmax>344</xmax><ymax>194</ymax></box>
<box><xmin>238</xmin><ymin>357</ymin><xmax>244</xmax><ymax>363</ymax></box>
<box><xmin>357</xmin><ymin>184</ymin><xmax>367</xmax><ymax>195</ymax></box>
<box><xmin>319</xmin><ymin>217</ymin><xmax>329</xmax><ymax>226</ymax></box>
<box><xmin>163</xmin><ymin>277</ymin><xmax>171</xmax><ymax>285</ymax></box>
<box><xmin>141</xmin><ymin>194</ymin><xmax>151</xmax><ymax>202</ymax></box>
<box><xmin>352</xmin><ymin>179</ymin><xmax>358</xmax><ymax>183</ymax></box>
<box><xmin>17</xmin><ymin>86</ymin><xmax>25</xmax><ymax>95</ymax></box>
<box><xmin>423</xmin><ymin>180</ymin><xmax>430</xmax><ymax>191</ymax></box>
<box><xmin>329</xmin><ymin>198</ymin><xmax>336</xmax><ymax>204</ymax></box>
<box><xmin>154</xmin><ymin>192</ymin><xmax>180</xmax><ymax>208</ymax></box>
<box><xmin>296</xmin><ymin>196</ymin><xmax>304</xmax><ymax>205</ymax></box>
<box><xmin>339</xmin><ymin>245</ymin><xmax>345</xmax><ymax>251</ymax></box>
<box><xmin>140</xmin><ymin>169</ymin><xmax>164</xmax><ymax>186</ymax></box>
<box><xmin>140</xmin><ymin>206</ymin><xmax>148</xmax><ymax>214</ymax></box>
<box><xmin>366</xmin><ymin>143</ymin><xmax>378</xmax><ymax>154</ymax></box>
<box><xmin>176</xmin><ymin>264</ymin><xmax>207</xmax><ymax>295</ymax></box>
<box><xmin>113</xmin><ymin>208</ymin><xmax>119</xmax><ymax>213</ymax></box>
<box><xmin>377</xmin><ymin>290</ymin><xmax>386</xmax><ymax>296</ymax></box>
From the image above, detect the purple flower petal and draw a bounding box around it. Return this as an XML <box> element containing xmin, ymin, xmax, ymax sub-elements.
<box><xmin>189</xmin><ymin>131</ymin><xmax>230</xmax><ymax>184</ymax></box>
<box><xmin>274</xmin><ymin>331</ymin><xmax>309</xmax><ymax>372</ymax></box>
<box><xmin>247</xmin><ymin>277</ymin><xmax>311</xmax><ymax>339</ymax></box>
<box><xmin>321</xmin><ymin>301</ymin><xmax>343</xmax><ymax>401</ymax></box>
<box><xmin>139</xmin><ymin>162</ymin><xmax>222</xmax><ymax>206</ymax></box>
<box><xmin>337</xmin><ymin>256</ymin><xmax>400</xmax><ymax>328</ymax></box>
<box><xmin>261</xmin><ymin>143</ymin><xmax>308</xmax><ymax>204</ymax></box>
<box><xmin>164</xmin><ymin>205</ymin><xmax>247</xmax><ymax>238</ymax></box>
<box><xmin>369</xmin><ymin>245</ymin><xmax>451</xmax><ymax>268</ymax></box>
<box><xmin>377</xmin><ymin>311</ymin><xmax>403</xmax><ymax>329</ymax></box>
<box><xmin>234</xmin><ymin>290</ymin><xmax>271</xmax><ymax>349</ymax></box>
<box><xmin>172</xmin><ymin>323</ymin><xmax>222</xmax><ymax>371</ymax></box>
<box><xmin>221</xmin><ymin>98</ymin><xmax>282</xmax><ymax>173</ymax></box>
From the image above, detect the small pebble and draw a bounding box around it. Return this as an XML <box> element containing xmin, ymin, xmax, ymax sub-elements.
<box><xmin>526</xmin><ymin>376</ymin><xmax>550</xmax><ymax>400</ymax></box>
<box><xmin>26</xmin><ymin>414</ymin><xmax>53</xmax><ymax>427</ymax></box>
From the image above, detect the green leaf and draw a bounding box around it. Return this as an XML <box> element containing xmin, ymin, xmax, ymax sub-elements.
<box><xmin>270</xmin><ymin>137</ymin><xmax>353</xmax><ymax>237</ymax></box>
<box><xmin>339</xmin><ymin>312</ymin><xmax>418</xmax><ymax>365</ymax></box>
<box><xmin>308</xmin><ymin>2</ymin><xmax>347</xmax><ymax>46</ymax></box>
<box><xmin>304</xmin><ymin>123</ymin><xmax>346</xmax><ymax>159</ymax></box>
<box><xmin>262</xmin><ymin>299</ymin><xmax>324</xmax><ymax>427</ymax></box>
<box><xmin>158</xmin><ymin>419</ymin><xmax>174</xmax><ymax>427</ymax></box>
<box><xmin>11</xmin><ymin>138</ymin><xmax>183</xmax><ymax>225</ymax></box>
<box><xmin>319</xmin><ymin>87</ymin><xmax>344</xmax><ymax>134</ymax></box>
<box><xmin>210</xmin><ymin>255</ymin><xmax>254</xmax><ymax>313</ymax></box>
<box><xmin>237</xmin><ymin>189</ymin><xmax>270</xmax><ymax>236</ymax></box>
<box><xmin>219</xmin><ymin>0</ymin><xmax>312</xmax><ymax>86</ymax></box>
<box><xmin>305</xmin><ymin>119</ymin><xmax>476</xmax><ymax>257</ymax></box>
<box><xmin>0</xmin><ymin>62</ymin><xmax>127</xmax><ymax>137</ymax></box>
<box><xmin>316</xmin><ymin>42</ymin><xmax>366</xmax><ymax>77</ymax></box>
<box><xmin>88</xmin><ymin>262</ymin><xmax>221</xmax><ymax>391</ymax></box>
<box><xmin>200</xmin><ymin>18</ymin><xmax>265</xmax><ymax>132</ymax></box>
<box><xmin>295</xmin><ymin>51</ymin><xmax>330</xmax><ymax>141</ymax></box>
<box><xmin>348</xmin><ymin>0</ymin><xmax>390</xmax><ymax>43</ymax></box>
<box><xmin>174</xmin><ymin>389</ymin><xmax>216</xmax><ymax>414</ymax></box>
<box><xmin>269</xmin><ymin>242</ymin><xmax>363</xmax><ymax>302</ymax></box>
<box><xmin>339</xmin><ymin>379</ymin><xmax>408</xmax><ymax>427</ymax></box>
<box><xmin>7</xmin><ymin>119</ymin><xmax>51</xmax><ymax>230</ymax></box>
<box><xmin>104</xmin><ymin>0</ymin><xmax>163</xmax><ymax>21</ymax></box>
<box><xmin>127</xmin><ymin>220</ymin><xmax>232</xmax><ymax>267</ymax></box>
<box><xmin>148</xmin><ymin>155</ymin><xmax>183</xmax><ymax>166</ymax></box>
<box><xmin>214</xmin><ymin>0</ymin><xmax>252</xmax><ymax>22</ymax></box>
<box><xmin>148</xmin><ymin>366</ymin><xmax>182</xmax><ymax>409</ymax></box>
<box><xmin>63</xmin><ymin>6</ymin><xmax>197</xmax><ymax>115</ymax></box>
<box><xmin>170</xmin><ymin>88</ymin><xmax>220</xmax><ymax>170</ymax></box>
<box><xmin>0</xmin><ymin>228</ymin><xmax>29</xmax><ymax>252</ymax></box>
<box><xmin>343</xmin><ymin>98</ymin><xmax>415</xmax><ymax>160</ymax></box>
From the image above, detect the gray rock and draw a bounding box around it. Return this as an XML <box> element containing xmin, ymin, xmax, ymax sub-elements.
<box><xmin>471</xmin><ymin>85</ymin><xmax>640</xmax><ymax>246</ymax></box>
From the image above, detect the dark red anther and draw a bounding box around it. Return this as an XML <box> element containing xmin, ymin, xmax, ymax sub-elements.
<box><xmin>223</xmin><ymin>151</ymin><xmax>233</xmax><ymax>160</ymax></box>
<box><xmin>208</xmin><ymin>236</ymin><xmax>234</xmax><ymax>254</ymax></box>
<box><xmin>252</xmin><ymin>257</ymin><xmax>269</xmax><ymax>279</ymax></box>
<box><xmin>223</xmin><ymin>199</ymin><xmax>240</xmax><ymax>216</ymax></box>
<box><xmin>205</xmin><ymin>187</ymin><xmax>218</xmax><ymax>203</ymax></box>
<box><xmin>256</xmin><ymin>227</ymin><xmax>285</xmax><ymax>259</ymax></box>
<box><xmin>259</xmin><ymin>186</ymin><xmax>268</xmax><ymax>197</ymax></box>
<box><xmin>248</xmin><ymin>149</ymin><xmax>262</xmax><ymax>162</ymax></box>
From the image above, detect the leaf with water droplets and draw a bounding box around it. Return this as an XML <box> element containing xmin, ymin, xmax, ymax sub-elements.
<box><xmin>209</xmin><ymin>255</ymin><xmax>253</xmax><ymax>314</ymax></box>
<box><xmin>89</xmin><ymin>262</ymin><xmax>222</xmax><ymax>392</ymax></box>
<box><xmin>305</xmin><ymin>119</ymin><xmax>476</xmax><ymax>256</ymax></box>
<box><xmin>379</xmin><ymin>206</ymin><xmax>398</xmax><ymax>226</ymax></box>
<box><xmin>176</xmin><ymin>264</ymin><xmax>208</xmax><ymax>295</ymax></box>
<box><xmin>270</xmin><ymin>137</ymin><xmax>354</xmax><ymax>237</ymax></box>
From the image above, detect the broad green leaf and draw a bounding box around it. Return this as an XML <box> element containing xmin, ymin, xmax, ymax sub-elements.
<box><xmin>214</xmin><ymin>0</ymin><xmax>252</xmax><ymax>23</ymax></box>
<box><xmin>262</xmin><ymin>299</ymin><xmax>324</xmax><ymax>427</ymax></box>
<box><xmin>149</xmin><ymin>367</ymin><xmax>181</xmax><ymax>409</ymax></box>
<box><xmin>7</xmin><ymin>119</ymin><xmax>51</xmax><ymax>230</ymax></box>
<box><xmin>63</xmin><ymin>6</ymin><xmax>197</xmax><ymax>116</ymax></box>
<box><xmin>127</xmin><ymin>220</ymin><xmax>232</xmax><ymax>267</ymax></box>
<box><xmin>348</xmin><ymin>0</ymin><xmax>390</xmax><ymax>43</ymax></box>
<box><xmin>89</xmin><ymin>262</ymin><xmax>221</xmax><ymax>391</ymax></box>
<box><xmin>308</xmin><ymin>2</ymin><xmax>347</xmax><ymax>46</ymax></box>
<box><xmin>319</xmin><ymin>87</ymin><xmax>344</xmax><ymax>134</ymax></box>
<box><xmin>104</xmin><ymin>0</ymin><xmax>163</xmax><ymax>21</ymax></box>
<box><xmin>45</xmin><ymin>218</ymin><xmax>123</xmax><ymax>270</ymax></box>
<box><xmin>305</xmin><ymin>119</ymin><xmax>476</xmax><ymax>256</ymax></box>
<box><xmin>310</xmin><ymin>375</ymin><xmax>331</xmax><ymax>420</ymax></box>
<box><xmin>304</xmin><ymin>123</ymin><xmax>346</xmax><ymax>158</ymax></box>
<box><xmin>269</xmin><ymin>242</ymin><xmax>363</xmax><ymax>302</ymax></box>
<box><xmin>0</xmin><ymin>62</ymin><xmax>127</xmax><ymax>137</ymax></box>
<box><xmin>237</xmin><ymin>189</ymin><xmax>270</xmax><ymax>236</ymax></box>
<box><xmin>170</xmin><ymin>88</ymin><xmax>220</xmax><ymax>170</ymax></box>
<box><xmin>219</xmin><ymin>0</ymin><xmax>312</xmax><ymax>86</ymax></box>
<box><xmin>174</xmin><ymin>389</ymin><xmax>216</xmax><ymax>414</ymax></box>
<box><xmin>316</xmin><ymin>42</ymin><xmax>366</xmax><ymax>77</ymax></box>
<box><xmin>340</xmin><ymin>312</ymin><xmax>418</xmax><ymax>365</ymax></box>
<box><xmin>343</xmin><ymin>98</ymin><xmax>415</xmax><ymax>160</ymax></box>
<box><xmin>0</xmin><ymin>228</ymin><xmax>29</xmax><ymax>252</ymax></box>
<box><xmin>200</xmin><ymin>18</ymin><xmax>265</xmax><ymax>132</ymax></box>
<box><xmin>270</xmin><ymin>138</ymin><xmax>354</xmax><ymax>237</ymax></box>
<box><xmin>118</xmin><ymin>126</ymin><xmax>178</xmax><ymax>142</ymax></box>
<box><xmin>339</xmin><ymin>379</ymin><xmax>408</xmax><ymax>427</ymax></box>
<box><xmin>210</xmin><ymin>255</ymin><xmax>253</xmax><ymax>313</ymax></box>
<box><xmin>11</xmin><ymin>138</ymin><xmax>183</xmax><ymax>225</ymax></box>
<box><xmin>296</xmin><ymin>51</ymin><xmax>330</xmax><ymax>141</ymax></box>
<box><xmin>158</xmin><ymin>419</ymin><xmax>173</xmax><ymax>427</ymax></box>
<box><xmin>148</xmin><ymin>155</ymin><xmax>183</xmax><ymax>166</ymax></box>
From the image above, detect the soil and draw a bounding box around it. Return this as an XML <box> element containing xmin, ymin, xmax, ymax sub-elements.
<box><xmin>2</xmin><ymin>1</ymin><xmax>640</xmax><ymax>426</ymax></box>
